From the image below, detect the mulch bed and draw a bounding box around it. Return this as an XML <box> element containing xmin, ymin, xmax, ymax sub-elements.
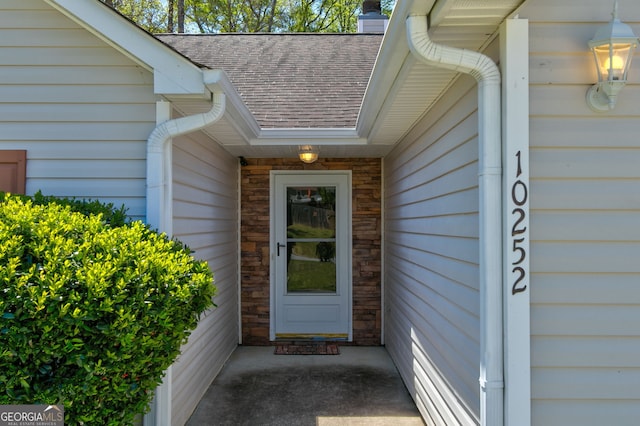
<box><xmin>274</xmin><ymin>342</ymin><xmax>340</xmax><ymax>355</ymax></box>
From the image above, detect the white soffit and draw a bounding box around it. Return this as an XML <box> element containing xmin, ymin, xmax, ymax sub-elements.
<box><xmin>364</xmin><ymin>0</ymin><xmax>524</xmax><ymax>147</ymax></box>
<box><xmin>368</xmin><ymin>58</ymin><xmax>459</xmax><ymax>146</ymax></box>
<box><xmin>170</xmin><ymin>99</ymin><xmax>383</xmax><ymax>158</ymax></box>
<box><xmin>431</xmin><ymin>0</ymin><xmax>524</xmax><ymax>28</ymax></box>
<box><xmin>171</xmin><ymin>99</ymin><xmax>251</xmax><ymax>148</ymax></box>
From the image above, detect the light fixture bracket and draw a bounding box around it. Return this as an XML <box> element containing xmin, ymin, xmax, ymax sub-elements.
<box><xmin>586</xmin><ymin>80</ymin><xmax>626</xmax><ymax>112</ymax></box>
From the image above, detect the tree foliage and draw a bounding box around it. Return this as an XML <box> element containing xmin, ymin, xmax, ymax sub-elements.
<box><xmin>100</xmin><ymin>0</ymin><xmax>395</xmax><ymax>33</ymax></box>
<box><xmin>103</xmin><ymin>0</ymin><xmax>169</xmax><ymax>33</ymax></box>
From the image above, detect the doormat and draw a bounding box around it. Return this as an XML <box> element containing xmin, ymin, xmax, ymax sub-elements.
<box><xmin>274</xmin><ymin>342</ymin><xmax>340</xmax><ymax>355</ymax></box>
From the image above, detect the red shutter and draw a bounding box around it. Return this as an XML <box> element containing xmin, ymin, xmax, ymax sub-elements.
<box><xmin>0</xmin><ymin>150</ymin><xmax>27</xmax><ymax>194</ymax></box>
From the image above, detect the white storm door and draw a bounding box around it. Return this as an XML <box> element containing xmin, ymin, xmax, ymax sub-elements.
<box><xmin>271</xmin><ymin>171</ymin><xmax>352</xmax><ymax>340</ymax></box>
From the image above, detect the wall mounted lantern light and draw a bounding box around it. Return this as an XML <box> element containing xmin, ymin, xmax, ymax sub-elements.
<box><xmin>586</xmin><ymin>1</ymin><xmax>639</xmax><ymax>112</ymax></box>
<box><xmin>298</xmin><ymin>145</ymin><xmax>319</xmax><ymax>163</ymax></box>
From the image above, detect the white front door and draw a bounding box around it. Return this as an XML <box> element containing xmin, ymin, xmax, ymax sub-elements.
<box><xmin>270</xmin><ymin>171</ymin><xmax>352</xmax><ymax>341</ymax></box>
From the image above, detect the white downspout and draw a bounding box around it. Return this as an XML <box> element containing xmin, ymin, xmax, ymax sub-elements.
<box><xmin>144</xmin><ymin>71</ymin><xmax>226</xmax><ymax>426</ymax></box>
<box><xmin>406</xmin><ymin>15</ymin><xmax>503</xmax><ymax>426</ymax></box>
<box><xmin>146</xmin><ymin>87</ymin><xmax>226</xmax><ymax>234</ymax></box>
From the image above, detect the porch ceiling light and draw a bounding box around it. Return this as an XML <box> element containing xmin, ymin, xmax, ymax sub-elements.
<box><xmin>586</xmin><ymin>1</ymin><xmax>639</xmax><ymax>112</ymax></box>
<box><xmin>298</xmin><ymin>145</ymin><xmax>319</xmax><ymax>163</ymax></box>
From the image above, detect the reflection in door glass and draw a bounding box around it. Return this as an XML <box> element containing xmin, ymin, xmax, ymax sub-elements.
<box><xmin>286</xmin><ymin>186</ymin><xmax>337</xmax><ymax>293</ymax></box>
<box><xmin>286</xmin><ymin>186</ymin><xmax>335</xmax><ymax>238</ymax></box>
<box><xmin>286</xmin><ymin>242</ymin><xmax>336</xmax><ymax>293</ymax></box>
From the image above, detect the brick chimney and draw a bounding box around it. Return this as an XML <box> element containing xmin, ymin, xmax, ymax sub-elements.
<box><xmin>358</xmin><ymin>0</ymin><xmax>389</xmax><ymax>33</ymax></box>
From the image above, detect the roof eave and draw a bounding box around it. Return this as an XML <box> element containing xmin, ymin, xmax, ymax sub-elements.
<box><xmin>203</xmin><ymin>70</ymin><xmax>261</xmax><ymax>141</ymax></box>
<box><xmin>356</xmin><ymin>0</ymin><xmax>437</xmax><ymax>142</ymax></box>
<box><xmin>357</xmin><ymin>0</ymin><xmax>526</xmax><ymax>147</ymax></box>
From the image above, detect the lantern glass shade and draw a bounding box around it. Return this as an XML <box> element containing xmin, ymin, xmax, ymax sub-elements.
<box><xmin>591</xmin><ymin>42</ymin><xmax>635</xmax><ymax>82</ymax></box>
<box><xmin>586</xmin><ymin>1</ymin><xmax>639</xmax><ymax>111</ymax></box>
<box><xmin>298</xmin><ymin>145</ymin><xmax>319</xmax><ymax>163</ymax></box>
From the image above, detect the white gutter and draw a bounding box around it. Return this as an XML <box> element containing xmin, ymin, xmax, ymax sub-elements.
<box><xmin>406</xmin><ymin>15</ymin><xmax>503</xmax><ymax>426</ymax></box>
<box><xmin>146</xmin><ymin>70</ymin><xmax>227</xmax><ymax>234</ymax></box>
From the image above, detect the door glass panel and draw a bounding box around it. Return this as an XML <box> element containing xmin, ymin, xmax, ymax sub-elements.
<box><xmin>287</xmin><ymin>187</ymin><xmax>335</xmax><ymax>238</ymax></box>
<box><xmin>286</xmin><ymin>242</ymin><xmax>336</xmax><ymax>293</ymax></box>
<box><xmin>286</xmin><ymin>186</ymin><xmax>336</xmax><ymax>293</ymax></box>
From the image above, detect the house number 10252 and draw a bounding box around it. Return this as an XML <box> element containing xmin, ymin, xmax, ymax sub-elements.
<box><xmin>511</xmin><ymin>150</ymin><xmax>528</xmax><ymax>295</ymax></box>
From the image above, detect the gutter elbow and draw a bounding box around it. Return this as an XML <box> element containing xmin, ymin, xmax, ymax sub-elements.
<box><xmin>406</xmin><ymin>15</ymin><xmax>499</xmax><ymax>84</ymax></box>
<box><xmin>148</xmin><ymin>123</ymin><xmax>172</xmax><ymax>154</ymax></box>
<box><xmin>188</xmin><ymin>92</ymin><xmax>226</xmax><ymax>132</ymax></box>
<box><xmin>145</xmin><ymin>84</ymin><xmax>226</xmax><ymax>232</ymax></box>
<box><xmin>471</xmin><ymin>55</ymin><xmax>501</xmax><ymax>85</ymax></box>
<box><xmin>147</xmin><ymin>91</ymin><xmax>226</xmax><ymax>153</ymax></box>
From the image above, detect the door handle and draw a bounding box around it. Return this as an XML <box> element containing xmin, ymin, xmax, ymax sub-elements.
<box><xmin>277</xmin><ymin>243</ymin><xmax>286</xmax><ymax>256</ymax></box>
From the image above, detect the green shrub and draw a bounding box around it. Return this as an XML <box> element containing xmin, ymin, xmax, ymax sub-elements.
<box><xmin>0</xmin><ymin>191</ymin><xmax>128</xmax><ymax>228</ymax></box>
<box><xmin>0</xmin><ymin>194</ymin><xmax>215</xmax><ymax>425</ymax></box>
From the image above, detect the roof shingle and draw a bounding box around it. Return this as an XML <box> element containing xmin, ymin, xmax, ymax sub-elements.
<box><xmin>156</xmin><ymin>33</ymin><xmax>383</xmax><ymax>128</ymax></box>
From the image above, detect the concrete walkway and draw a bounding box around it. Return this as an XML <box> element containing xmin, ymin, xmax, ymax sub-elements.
<box><xmin>186</xmin><ymin>346</ymin><xmax>424</xmax><ymax>426</ymax></box>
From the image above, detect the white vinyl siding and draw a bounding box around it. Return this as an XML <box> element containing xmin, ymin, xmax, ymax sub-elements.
<box><xmin>522</xmin><ymin>0</ymin><xmax>640</xmax><ymax>424</ymax></box>
<box><xmin>384</xmin><ymin>74</ymin><xmax>481</xmax><ymax>425</ymax></box>
<box><xmin>0</xmin><ymin>0</ymin><xmax>154</xmax><ymax>220</ymax></box>
<box><xmin>171</xmin><ymin>129</ymin><xmax>239</xmax><ymax>426</ymax></box>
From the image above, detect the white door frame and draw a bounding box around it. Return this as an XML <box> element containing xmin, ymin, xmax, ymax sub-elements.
<box><xmin>269</xmin><ymin>170</ymin><xmax>352</xmax><ymax>341</ymax></box>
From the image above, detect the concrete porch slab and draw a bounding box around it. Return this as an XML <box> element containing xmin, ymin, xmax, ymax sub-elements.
<box><xmin>186</xmin><ymin>346</ymin><xmax>424</xmax><ymax>425</ymax></box>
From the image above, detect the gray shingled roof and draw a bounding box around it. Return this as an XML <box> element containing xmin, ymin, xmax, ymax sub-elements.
<box><xmin>156</xmin><ymin>33</ymin><xmax>383</xmax><ymax>128</ymax></box>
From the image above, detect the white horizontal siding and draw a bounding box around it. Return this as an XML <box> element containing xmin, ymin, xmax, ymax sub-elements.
<box><xmin>0</xmin><ymin>140</ymin><xmax>146</xmax><ymax>159</ymax></box>
<box><xmin>531</xmin><ymin>179</ymin><xmax>640</xmax><ymax>210</ymax></box>
<box><xmin>0</xmin><ymin>9</ymin><xmax>82</xmax><ymax>29</ymax></box>
<box><xmin>0</xmin><ymin>86</ymin><xmax>156</xmax><ymax>104</ymax></box>
<box><xmin>532</xmin><ymin>242</ymin><xmax>640</xmax><ymax>274</ymax></box>
<box><xmin>521</xmin><ymin>1</ymin><xmax>640</xmax><ymax>424</ymax></box>
<box><xmin>0</xmin><ymin>103</ymin><xmax>156</xmax><ymax>122</ymax></box>
<box><xmin>532</xmin><ymin>304</ymin><xmax>640</xmax><ymax>336</ymax></box>
<box><xmin>537</xmin><ymin>367</ymin><xmax>640</xmax><ymax>401</ymax></box>
<box><xmin>530</xmin><ymin>117</ymin><xmax>640</xmax><ymax>148</ymax></box>
<box><xmin>0</xmin><ymin>66</ymin><xmax>153</xmax><ymax>85</ymax></box>
<box><xmin>0</xmin><ymin>47</ymin><xmax>138</xmax><ymax>66</ymax></box>
<box><xmin>0</xmin><ymin>0</ymin><xmax>155</xmax><ymax>220</ymax></box>
<box><xmin>171</xmin><ymin>129</ymin><xmax>239</xmax><ymax>426</ymax></box>
<box><xmin>384</xmin><ymin>73</ymin><xmax>481</xmax><ymax>424</ymax></box>
<box><xmin>532</xmin><ymin>336</ymin><xmax>640</xmax><ymax>367</ymax></box>
<box><xmin>531</xmin><ymin>273</ymin><xmax>640</xmax><ymax>305</ymax></box>
<box><xmin>532</xmin><ymin>400</ymin><xmax>640</xmax><ymax>426</ymax></box>
<box><xmin>0</xmin><ymin>28</ymin><xmax>121</xmax><ymax>47</ymax></box>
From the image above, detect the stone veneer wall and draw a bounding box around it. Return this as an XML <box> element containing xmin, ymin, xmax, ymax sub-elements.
<box><xmin>240</xmin><ymin>158</ymin><xmax>382</xmax><ymax>345</ymax></box>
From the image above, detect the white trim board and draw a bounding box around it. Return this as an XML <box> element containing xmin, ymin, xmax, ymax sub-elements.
<box><xmin>500</xmin><ymin>17</ymin><xmax>531</xmax><ymax>426</ymax></box>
